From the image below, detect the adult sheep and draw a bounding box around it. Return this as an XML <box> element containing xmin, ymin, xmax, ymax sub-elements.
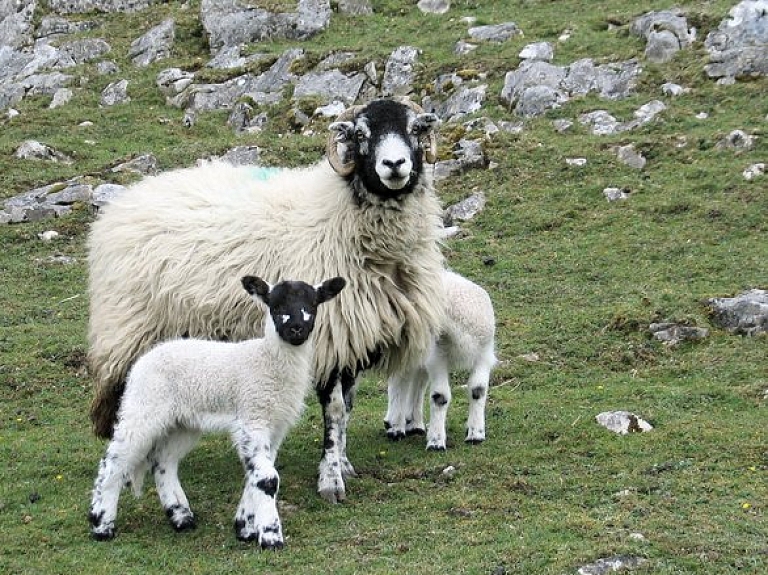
<box><xmin>87</xmin><ymin>98</ymin><xmax>446</xmax><ymax>504</ymax></box>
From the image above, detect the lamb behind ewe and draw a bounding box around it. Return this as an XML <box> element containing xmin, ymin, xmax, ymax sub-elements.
<box><xmin>89</xmin><ymin>275</ymin><xmax>345</xmax><ymax>547</ymax></box>
<box><xmin>385</xmin><ymin>270</ymin><xmax>497</xmax><ymax>450</ymax></box>
<box><xmin>87</xmin><ymin>98</ymin><xmax>446</xmax><ymax>504</ymax></box>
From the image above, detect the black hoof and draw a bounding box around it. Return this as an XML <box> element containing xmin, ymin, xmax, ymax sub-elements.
<box><xmin>426</xmin><ymin>445</ymin><xmax>447</xmax><ymax>452</ymax></box>
<box><xmin>91</xmin><ymin>528</ymin><xmax>116</xmax><ymax>541</ymax></box>
<box><xmin>465</xmin><ymin>438</ymin><xmax>485</xmax><ymax>445</ymax></box>
<box><xmin>406</xmin><ymin>428</ymin><xmax>426</xmax><ymax>436</ymax></box>
<box><xmin>172</xmin><ymin>515</ymin><xmax>197</xmax><ymax>532</ymax></box>
<box><xmin>260</xmin><ymin>540</ymin><xmax>285</xmax><ymax>551</ymax></box>
<box><xmin>386</xmin><ymin>430</ymin><xmax>406</xmax><ymax>441</ymax></box>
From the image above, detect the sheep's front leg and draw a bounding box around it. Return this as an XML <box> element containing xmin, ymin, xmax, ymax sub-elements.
<box><xmin>339</xmin><ymin>371</ymin><xmax>359</xmax><ymax>479</ymax></box>
<box><xmin>151</xmin><ymin>429</ymin><xmax>201</xmax><ymax>531</ymax></box>
<box><xmin>317</xmin><ymin>374</ymin><xmax>347</xmax><ymax>503</ymax></box>
<box><xmin>425</xmin><ymin>348</ymin><xmax>451</xmax><ymax>451</ymax></box>
<box><xmin>233</xmin><ymin>427</ymin><xmax>283</xmax><ymax>549</ymax></box>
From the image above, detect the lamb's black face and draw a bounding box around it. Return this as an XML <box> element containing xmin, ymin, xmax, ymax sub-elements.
<box><xmin>242</xmin><ymin>276</ymin><xmax>346</xmax><ymax>346</ymax></box>
<box><xmin>330</xmin><ymin>100</ymin><xmax>440</xmax><ymax>201</ymax></box>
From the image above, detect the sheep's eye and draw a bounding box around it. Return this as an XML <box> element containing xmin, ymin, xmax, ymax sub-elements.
<box><xmin>355</xmin><ymin>129</ymin><xmax>367</xmax><ymax>142</ymax></box>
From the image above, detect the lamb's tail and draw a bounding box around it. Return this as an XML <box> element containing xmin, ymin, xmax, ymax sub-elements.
<box><xmin>90</xmin><ymin>380</ymin><xmax>125</xmax><ymax>439</ymax></box>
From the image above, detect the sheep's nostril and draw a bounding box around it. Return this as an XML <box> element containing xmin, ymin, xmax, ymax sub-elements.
<box><xmin>383</xmin><ymin>158</ymin><xmax>406</xmax><ymax>169</ymax></box>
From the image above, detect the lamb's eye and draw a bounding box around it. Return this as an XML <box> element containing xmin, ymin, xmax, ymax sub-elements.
<box><xmin>280</xmin><ymin>314</ymin><xmax>290</xmax><ymax>324</ymax></box>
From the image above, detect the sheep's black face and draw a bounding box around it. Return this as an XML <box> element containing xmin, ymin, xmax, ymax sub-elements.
<box><xmin>242</xmin><ymin>276</ymin><xmax>346</xmax><ymax>346</ymax></box>
<box><xmin>331</xmin><ymin>100</ymin><xmax>440</xmax><ymax>202</ymax></box>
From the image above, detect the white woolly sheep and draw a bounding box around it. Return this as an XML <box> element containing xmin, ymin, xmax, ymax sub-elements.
<box><xmin>87</xmin><ymin>98</ymin><xmax>446</xmax><ymax>504</ymax></box>
<box><xmin>89</xmin><ymin>275</ymin><xmax>346</xmax><ymax>547</ymax></box>
<box><xmin>384</xmin><ymin>270</ymin><xmax>497</xmax><ymax>450</ymax></box>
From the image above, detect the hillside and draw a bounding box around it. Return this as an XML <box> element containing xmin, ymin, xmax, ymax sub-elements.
<box><xmin>1</xmin><ymin>1</ymin><xmax>766</xmax><ymax>574</ymax></box>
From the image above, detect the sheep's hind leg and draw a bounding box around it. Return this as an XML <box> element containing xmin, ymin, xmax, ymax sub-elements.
<box><xmin>233</xmin><ymin>427</ymin><xmax>283</xmax><ymax>549</ymax></box>
<box><xmin>404</xmin><ymin>366</ymin><xmax>428</xmax><ymax>436</ymax></box>
<box><xmin>316</xmin><ymin>373</ymin><xmax>347</xmax><ymax>503</ymax></box>
<box><xmin>151</xmin><ymin>429</ymin><xmax>201</xmax><ymax>531</ymax></box>
<box><xmin>465</xmin><ymin>349</ymin><xmax>494</xmax><ymax>444</ymax></box>
<box><xmin>384</xmin><ymin>372</ymin><xmax>409</xmax><ymax>440</ymax></box>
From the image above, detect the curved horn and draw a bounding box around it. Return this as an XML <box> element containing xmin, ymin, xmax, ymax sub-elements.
<box><xmin>393</xmin><ymin>97</ymin><xmax>439</xmax><ymax>164</ymax></box>
<box><xmin>327</xmin><ymin>105</ymin><xmax>364</xmax><ymax>176</ymax></box>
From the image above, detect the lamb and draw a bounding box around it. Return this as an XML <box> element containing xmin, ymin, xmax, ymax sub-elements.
<box><xmin>87</xmin><ymin>98</ymin><xmax>446</xmax><ymax>504</ymax></box>
<box><xmin>384</xmin><ymin>270</ymin><xmax>497</xmax><ymax>450</ymax></box>
<box><xmin>89</xmin><ymin>275</ymin><xmax>346</xmax><ymax>547</ymax></box>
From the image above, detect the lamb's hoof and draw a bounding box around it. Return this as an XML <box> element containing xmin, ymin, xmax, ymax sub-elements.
<box><xmin>426</xmin><ymin>443</ymin><xmax>447</xmax><ymax>452</ymax></box>
<box><xmin>235</xmin><ymin>519</ymin><xmax>258</xmax><ymax>542</ymax></box>
<box><xmin>406</xmin><ymin>427</ymin><xmax>426</xmax><ymax>436</ymax></box>
<box><xmin>386</xmin><ymin>429</ymin><xmax>406</xmax><ymax>441</ymax></box>
<box><xmin>171</xmin><ymin>514</ymin><xmax>197</xmax><ymax>532</ymax></box>
<box><xmin>465</xmin><ymin>437</ymin><xmax>485</xmax><ymax>445</ymax></box>
<box><xmin>340</xmin><ymin>458</ymin><xmax>358</xmax><ymax>479</ymax></box>
<box><xmin>90</xmin><ymin>525</ymin><xmax>116</xmax><ymax>541</ymax></box>
<box><xmin>259</xmin><ymin>536</ymin><xmax>285</xmax><ymax>551</ymax></box>
<box><xmin>318</xmin><ymin>480</ymin><xmax>346</xmax><ymax>504</ymax></box>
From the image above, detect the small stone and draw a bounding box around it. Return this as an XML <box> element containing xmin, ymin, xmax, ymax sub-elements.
<box><xmin>696</xmin><ymin>111</ymin><xmax>709</xmax><ymax>119</ymax></box>
<box><xmin>743</xmin><ymin>163</ymin><xmax>765</xmax><ymax>180</ymax></box>
<box><xmin>442</xmin><ymin>465</ymin><xmax>456</xmax><ymax>476</ymax></box>
<box><xmin>483</xmin><ymin>257</ymin><xmax>496</xmax><ymax>266</ymax></box>
<box><xmin>38</xmin><ymin>231</ymin><xmax>60</xmax><ymax>242</ymax></box>
<box><xmin>649</xmin><ymin>322</ymin><xmax>708</xmax><ymax>345</ymax></box>
<box><xmin>661</xmin><ymin>82</ymin><xmax>688</xmax><ymax>96</ymax></box>
<box><xmin>578</xmin><ymin>555</ymin><xmax>647</xmax><ymax>575</ymax></box>
<box><xmin>553</xmin><ymin>119</ymin><xmax>573</xmax><ymax>132</ymax></box>
<box><xmin>519</xmin><ymin>41</ymin><xmax>554</xmax><ymax>62</ymax></box>
<box><xmin>596</xmin><ymin>411</ymin><xmax>653</xmax><ymax>434</ymax></box>
<box><xmin>604</xmin><ymin>187</ymin><xmax>630</xmax><ymax>202</ymax></box>
<box><xmin>566</xmin><ymin>158</ymin><xmax>587</xmax><ymax>167</ymax></box>
<box><xmin>418</xmin><ymin>0</ymin><xmax>450</xmax><ymax>15</ymax></box>
<box><xmin>616</xmin><ymin>145</ymin><xmax>646</xmax><ymax>169</ymax></box>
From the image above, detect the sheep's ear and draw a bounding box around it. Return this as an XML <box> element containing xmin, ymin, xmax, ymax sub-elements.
<box><xmin>411</xmin><ymin>113</ymin><xmax>440</xmax><ymax>136</ymax></box>
<box><xmin>242</xmin><ymin>275</ymin><xmax>271</xmax><ymax>304</ymax></box>
<box><xmin>329</xmin><ymin>121</ymin><xmax>355</xmax><ymax>143</ymax></box>
<box><xmin>316</xmin><ymin>276</ymin><xmax>346</xmax><ymax>304</ymax></box>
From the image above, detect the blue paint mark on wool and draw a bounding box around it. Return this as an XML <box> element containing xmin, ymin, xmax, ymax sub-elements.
<box><xmin>248</xmin><ymin>167</ymin><xmax>282</xmax><ymax>181</ymax></box>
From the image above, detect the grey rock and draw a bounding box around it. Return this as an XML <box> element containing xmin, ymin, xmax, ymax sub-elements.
<box><xmin>171</xmin><ymin>48</ymin><xmax>303</xmax><ymax>111</ymax></box>
<box><xmin>60</xmin><ymin>38</ymin><xmax>111</xmax><ymax>64</ymax></box>
<box><xmin>156</xmin><ymin>68</ymin><xmax>194</xmax><ymax>97</ymax></box>
<box><xmin>418</xmin><ymin>0</ymin><xmax>450</xmax><ymax>15</ymax></box>
<box><xmin>0</xmin><ymin>0</ymin><xmax>36</xmax><ymax>48</ymax></box>
<box><xmin>743</xmin><ymin>162</ymin><xmax>765</xmax><ymax>180</ymax></box>
<box><xmin>616</xmin><ymin>144</ymin><xmax>646</xmax><ymax>169</ymax></box>
<box><xmin>129</xmin><ymin>18</ymin><xmax>174</xmax><ymax>67</ymax></box>
<box><xmin>14</xmin><ymin>140</ymin><xmax>73</xmax><ymax>163</ymax></box>
<box><xmin>201</xmin><ymin>0</ymin><xmax>331</xmax><ymax>51</ymax></box>
<box><xmin>337</xmin><ymin>0</ymin><xmax>372</xmax><ymax>16</ymax></box>
<box><xmin>434</xmin><ymin>138</ymin><xmax>485</xmax><ymax>180</ymax></box>
<box><xmin>96</xmin><ymin>60</ymin><xmax>119</xmax><ymax>75</ymax></box>
<box><xmin>445</xmin><ymin>191</ymin><xmax>485</xmax><ymax>224</ymax></box>
<box><xmin>515</xmin><ymin>85</ymin><xmax>567</xmax><ymax>117</ymax></box>
<box><xmin>553</xmin><ymin>118</ymin><xmax>573</xmax><ymax>132</ymax></box>
<box><xmin>36</xmin><ymin>15</ymin><xmax>98</xmax><ymax>39</ymax></box>
<box><xmin>708</xmin><ymin>289</ymin><xmax>768</xmax><ymax>335</ymax></box>
<box><xmin>650</xmin><ymin>322</ymin><xmax>709</xmax><ymax>346</ymax></box>
<box><xmin>645</xmin><ymin>29</ymin><xmax>683</xmax><ymax>63</ymax></box>
<box><xmin>454</xmin><ymin>40</ymin><xmax>477</xmax><ymax>55</ymax></box>
<box><xmin>49</xmin><ymin>87</ymin><xmax>73</xmax><ymax>108</ymax></box>
<box><xmin>23</xmin><ymin>71</ymin><xmax>74</xmax><ymax>97</ymax></box>
<box><xmin>382</xmin><ymin>45</ymin><xmax>419</xmax><ymax>97</ymax></box>
<box><xmin>217</xmin><ymin>145</ymin><xmax>262</xmax><ymax>166</ymax></box>
<box><xmin>100</xmin><ymin>79</ymin><xmax>129</xmax><ymax>106</ymax></box>
<box><xmin>206</xmin><ymin>45</ymin><xmax>270</xmax><ymax>69</ymax></box>
<box><xmin>501</xmin><ymin>60</ymin><xmax>567</xmax><ymax>105</ymax></box>
<box><xmin>595</xmin><ymin>412</ymin><xmax>653</xmax><ymax>434</ymax></box>
<box><xmin>45</xmin><ymin>183</ymin><xmax>92</xmax><ymax>205</ymax></box>
<box><xmin>92</xmin><ymin>183</ymin><xmax>126</xmax><ymax>208</ymax></box>
<box><xmin>425</xmin><ymin>84</ymin><xmax>486</xmax><ymax>122</ymax></box>
<box><xmin>628</xmin><ymin>99</ymin><xmax>666</xmax><ymax>126</ymax></box>
<box><xmin>316</xmin><ymin>51</ymin><xmax>356</xmax><ymax>71</ymax></box>
<box><xmin>580</xmin><ymin>110</ymin><xmax>623</xmax><ymax>135</ymax></box>
<box><xmin>705</xmin><ymin>0</ymin><xmax>768</xmax><ymax>80</ymax></box>
<box><xmin>293</xmin><ymin>70</ymin><xmax>366</xmax><ymax>105</ymax></box>
<box><xmin>578</xmin><ymin>556</ymin><xmax>647</xmax><ymax>575</ymax></box>
<box><xmin>603</xmin><ymin>187</ymin><xmax>630</xmax><ymax>201</ymax></box>
<box><xmin>468</xmin><ymin>22</ymin><xmax>521</xmax><ymax>43</ymax></box>
<box><xmin>47</xmin><ymin>0</ymin><xmax>152</xmax><ymax>14</ymax></box>
<box><xmin>661</xmin><ymin>82</ymin><xmax>688</xmax><ymax>96</ymax></box>
<box><xmin>631</xmin><ymin>10</ymin><xmax>695</xmax><ymax>63</ymax></box>
<box><xmin>111</xmin><ymin>153</ymin><xmax>158</xmax><ymax>175</ymax></box>
<box><xmin>715</xmin><ymin>129</ymin><xmax>756</xmax><ymax>151</ymax></box>
<box><xmin>519</xmin><ymin>41</ymin><xmax>554</xmax><ymax>62</ymax></box>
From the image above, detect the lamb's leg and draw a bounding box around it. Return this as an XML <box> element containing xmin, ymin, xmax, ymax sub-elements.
<box><xmin>316</xmin><ymin>373</ymin><xmax>346</xmax><ymax>503</ymax></box>
<box><xmin>465</xmin><ymin>348</ymin><xmax>494</xmax><ymax>444</ymax></box>
<box><xmin>339</xmin><ymin>370</ymin><xmax>358</xmax><ymax>479</ymax></box>
<box><xmin>425</xmin><ymin>348</ymin><xmax>451</xmax><ymax>451</ymax></box>
<box><xmin>233</xmin><ymin>427</ymin><xmax>283</xmax><ymax>549</ymax></box>
<box><xmin>89</xmin><ymin>425</ymin><xmax>153</xmax><ymax>540</ymax></box>
<box><xmin>151</xmin><ymin>429</ymin><xmax>201</xmax><ymax>531</ymax></box>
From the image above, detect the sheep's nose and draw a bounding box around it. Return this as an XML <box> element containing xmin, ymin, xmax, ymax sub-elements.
<box><xmin>290</xmin><ymin>326</ymin><xmax>304</xmax><ymax>337</ymax></box>
<box><xmin>382</xmin><ymin>158</ymin><xmax>406</xmax><ymax>169</ymax></box>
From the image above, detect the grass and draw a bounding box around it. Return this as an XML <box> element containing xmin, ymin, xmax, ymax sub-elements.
<box><xmin>1</xmin><ymin>1</ymin><xmax>766</xmax><ymax>573</ymax></box>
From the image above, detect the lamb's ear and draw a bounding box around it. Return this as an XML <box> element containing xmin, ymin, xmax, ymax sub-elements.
<box><xmin>242</xmin><ymin>276</ymin><xmax>271</xmax><ymax>304</ymax></box>
<box><xmin>328</xmin><ymin>121</ymin><xmax>355</xmax><ymax>143</ymax></box>
<box><xmin>316</xmin><ymin>276</ymin><xmax>346</xmax><ymax>304</ymax></box>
